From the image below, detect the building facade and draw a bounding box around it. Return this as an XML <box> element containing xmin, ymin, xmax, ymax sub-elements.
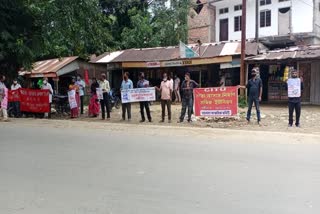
<box><xmin>188</xmin><ymin>0</ymin><xmax>320</xmax><ymax>46</ymax></box>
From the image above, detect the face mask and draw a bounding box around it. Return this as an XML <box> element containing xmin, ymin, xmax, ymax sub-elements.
<box><xmin>251</xmin><ymin>73</ymin><xmax>256</xmax><ymax>77</ymax></box>
<box><xmin>77</xmin><ymin>77</ymin><xmax>81</xmax><ymax>81</ymax></box>
<box><xmin>43</xmin><ymin>80</ymin><xmax>47</xmax><ymax>84</ymax></box>
<box><xmin>163</xmin><ymin>78</ymin><xmax>167</xmax><ymax>81</ymax></box>
<box><xmin>13</xmin><ymin>81</ymin><xmax>17</xmax><ymax>85</ymax></box>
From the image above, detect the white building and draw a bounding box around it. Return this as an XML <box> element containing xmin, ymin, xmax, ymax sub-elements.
<box><xmin>189</xmin><ymin>0</ymin><xmax>320</xmax><ymax>47</ymax></box>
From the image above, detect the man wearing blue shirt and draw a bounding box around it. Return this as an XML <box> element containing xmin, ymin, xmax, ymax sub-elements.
<box><xmin>76</xmin><ymin>74</ymin><xmax>86</xmax><ymax>115</ymax></box>
<box><xmin>120</xmin><ymin>72</ymin><xmax>133</xmax><ymax>121</ymax></box>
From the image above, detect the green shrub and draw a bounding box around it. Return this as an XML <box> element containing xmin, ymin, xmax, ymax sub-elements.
<box><xmin>238</xmin><ymin>95</ymin><xmax>247</xmax><ymax>109</ymax></box>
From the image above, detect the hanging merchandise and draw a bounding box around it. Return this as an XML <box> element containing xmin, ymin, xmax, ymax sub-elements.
<box><xmin>283</xmin><ymin>66</ymin><xmax>289</xmax><ymax>82</ymax></box>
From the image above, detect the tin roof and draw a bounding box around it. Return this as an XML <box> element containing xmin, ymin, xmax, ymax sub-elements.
<box><xmin>246</xmin><ymin>46</ymin><xmax>320</xmax><ymax>62</ymax></box>
<box><xmin>20</xmin><ymin>56</ymin><xmax>79</xmax><ymax>77</ymax></box>
<box><xmin>93</xmin><ymin>42</ymin><xmax>261</xmax><ymax>63</ymax></box>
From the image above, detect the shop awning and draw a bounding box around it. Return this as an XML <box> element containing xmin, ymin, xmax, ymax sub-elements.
<box><xmin>246</xmin><ymin>46</ymin><xmax>320</xmax><ymax>62</ymax></box>
<box><xmin>92</xmin><ymin>42</ymin><xmax>263</xmax><ymax>68</ymax></box>
<box><xmin>19</xmin><ymin>56</ymin><xmax>79</xmax><ymax>78</ymax></box>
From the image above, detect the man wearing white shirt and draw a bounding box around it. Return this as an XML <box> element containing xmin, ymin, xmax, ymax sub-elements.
<box><xmin>99</xmin><ymin>73</ymin><xmax>111</xmax><ymax>120</ymax></box>
<box><xmin>41</xmin><ymin>77</ymin><xmax>53</xmax><ymax>118</ymax></box>
<box><xmin>76</xmin><ymin>74</ymin><xmax>86</xmax><ymax>115</ymax></box>
<box><xmin>10</xmin><ymin>79</ymin><xmax>21</xmax><ymax>117</ymax></box>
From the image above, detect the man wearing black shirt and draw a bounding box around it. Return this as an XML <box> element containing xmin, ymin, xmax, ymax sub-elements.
<box><xmin>178</xmin><ymin>73</ymin><xmax>198</xmax><ymax>123</ymax></box>
<box><xmin>240</xmin><ymin>68</ymin><xmax>263</xmax><ymax>125</ymax></box>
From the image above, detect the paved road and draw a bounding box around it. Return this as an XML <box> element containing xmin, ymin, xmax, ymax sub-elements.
<box><xmin>1</xmin><ymin>120</ymin><xmax>320</xmax><ymax>214</ymax></box>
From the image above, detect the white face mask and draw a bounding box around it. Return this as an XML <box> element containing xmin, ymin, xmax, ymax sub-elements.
<box><xmin>43</xmin><ymin>80</ymin><xmax>47</xmax><ymax>84</ymax></box>
<box><xmin>163</xmin><ymin>77</ymin><xmax>167</xmax><ymax>81</ymax></box>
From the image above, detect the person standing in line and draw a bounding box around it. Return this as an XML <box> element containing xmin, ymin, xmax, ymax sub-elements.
<box><xmin>137</xmin><ymin>72</ymin><xmax>152</xmax><ymax>123</ymax></box>
<box><xmin>88</xmin><ymin>77</ymin><xmax>100</xmax><ymax>117</ymax></box>
<box><xmin>99</xmin><ymin>73</ymin><xmax>111</xmax><ymax>120</ymax></box>
<box><xmin>178</xmin><ymin>73</ymin><xmax>198</xmax><ymax>123</ymax></box>
<box><xmin>11</xmin><ymin>79</ymin><xmax>22</xmax><ymax>118</ymax></box>
<box><xmin>120</xmin><ymin>72</ymin><xmax>133</xmax><ymax>121</ymax></box>
<box><xmin>0</xmin><ymin>75</ymin><xmax>9</xmax><ymax>121</ymax></box>
<box><xmin>156</xmin><ymin>73</ymin><xmax>173</xmax><ymax>123</ymax></box>
<box><xmin>239</xmin><ymin>68</ymin><xmax>263</xmax><ymax>125</ymax></box>
<box><xmin>69</xmin><ymin>77</ymin><xmax>80</xmax><ymax>118</ymax></box>
<box><xmin>76</xmin><ymin>74</ymin><xmax>86</xmax><ymax>115</ymax></box>
<box><xmin>219</xmin><ymin>71</ymin><xmax>226</xmax><ymax>87</ymax></box>
<box><xmin>41</xmin><ymin>77</ymin><xmax>54</xmax><ymax>119</ymax></box>
<box><xmin>173</xmin><ymin>74</ymin><xmax>181</xmax><ymax>103</ymax></box>
<box><xmin>287</xmin><ymin>69</ymin><xmax>304</xmax><ymax>128</ymax></box>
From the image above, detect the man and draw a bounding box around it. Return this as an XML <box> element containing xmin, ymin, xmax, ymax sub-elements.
<box><xmin>157</xmin><ymin>73</ymin><xmax>173</xmax><ymax>123</ymax></box>
<box><xmin>219</xmin><ymin>71</ymin><xmax>226</xmax><ymax>87</ymax></box>
<box><xmin>76</xmin><ymin>74</ymin><xmax>86</xmax><ymax>115</ymax></box>
<box><xmin>178</xmin><ymin>73</ymin><xmax>198</xmax><ymax>123</ymax></box>
<box><xmin>240</xmin><ymin>68</ymin><xmax>263</xmax><ymax>125</ymax></box>
<box><xmin>287</xmin><ymin>69</ymin><xmax>303</xmax><ymax>127</ymax></box>
<box><xmin>137</xmin><ymin>72</ymin><xmax>152</xmax><ymax>122</ymax></box>
<box><xmin>99</xmin><ymin>73</ymin><xmax>111</xmax><ymax>120</ymax></box>
<box><xmin>173</xmin><ymin>74</ymin><xmax>181</xmax><ymax>103</ymax></box>
<box><xmin>120</xmin><ymin>72</ymin><xmax>133</xmax><ymax>121</ymax></box>
<box><xmin>0</xmin><ymin>75</ymin><xmax>9</xmax><ymax>121</ymax></box>
<box><xmin>41</xmin><ymin>77</ymin><xmax>54</xmax><ymax>119</ymax></box>
<box><xmin>11</xmin><ymin>79</ymin><xmax>21</xmax><ymax>117</ymax></box>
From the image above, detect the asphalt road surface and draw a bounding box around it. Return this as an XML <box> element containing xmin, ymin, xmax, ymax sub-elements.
<box><xmin>1</xmin><ymin>120</ymin><xmax>320</xmax><ymax>214</ymax></box>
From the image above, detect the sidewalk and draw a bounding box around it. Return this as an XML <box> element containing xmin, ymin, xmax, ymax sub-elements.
<box><xmin>68</xmin><ymin>103</ymin><xmax>320</xmax><ymax>134</ymax></box>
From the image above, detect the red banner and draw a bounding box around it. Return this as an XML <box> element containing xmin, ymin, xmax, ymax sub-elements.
<box><xmin>194</xmin><ymin>87</ymin><xmax>238</xmax><ymax>117</ymax></box>
<box><xmin>8</xmin><ymin>90</ymin><xmax>21</xmax><ymax>102</ymax></box>
<box><xmin>8</xmin><ymin>89</ymin><xmax>50</xmax><ymax>113</ymax></box>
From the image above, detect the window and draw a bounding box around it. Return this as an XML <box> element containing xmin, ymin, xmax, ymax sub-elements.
<box><xmin>234</xmin><ymin>16</ymin><xmax>242</xmax><ymax>32</ymax></box>
<box><xmin>193</xmin><ymin>0</ymin><xmax>203</xmax><ymax>14</ymax></box>
<box><xmin>260</xmin><ymin>0</ymin><xmax>271</xmax><ymax>6</ymax></box>
<box><xmin>219</xmin><ymin>7</ymin><xmax>229</xmax><ymax>14</ymax></box>
<box><xmin>260</xmin><ymin>10</ymin><xmax>271</xmax><ymax>27</ymax></box>
<box><xmin>234</xmin><ymin>4</ymin><xmax>242</xmax><ymax>11</ymax></box>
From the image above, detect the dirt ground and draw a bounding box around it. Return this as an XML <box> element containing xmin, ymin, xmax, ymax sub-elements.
<box><xmin>43</xmin><ymin>102</ymin><xmax>320</xmax><ymax>135</ymax></box>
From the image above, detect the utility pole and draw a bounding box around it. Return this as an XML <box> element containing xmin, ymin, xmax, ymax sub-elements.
<box><xmin>240</xmin><ymin>0</ymin><xmax>247</xmax><ymax>96</ymax></box>
<box><xmin>255</xmin><ymin>0</ymin><xmax>259</xmax><ymax>42</ymax></box>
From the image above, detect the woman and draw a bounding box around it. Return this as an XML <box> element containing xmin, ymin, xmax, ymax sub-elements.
<box><xmin>69</xmin><ymin>78</ymin><xmax>80</xmax><ymax>118</ymax></box>
<box><xmin>0</xmin><ymin>84</ymin><xmax>9</xmax><ymax>122</ymax></box>
<box><xmin>88</xmin><ymin>77</ymin><xmax>100</xmax><ymax>117</ymax></box>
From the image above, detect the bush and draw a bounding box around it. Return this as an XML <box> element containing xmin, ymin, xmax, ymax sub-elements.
<box><xmin>238</xmin><ymin>95</ymin><xmax>247</xmax><ymax>109</ymax></box>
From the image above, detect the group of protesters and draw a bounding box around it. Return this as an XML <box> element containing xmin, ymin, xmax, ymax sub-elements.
<box><xmin>0</xmin><ymin>68</ymin><xmax>304</xmax><ymax>127</ymax></box>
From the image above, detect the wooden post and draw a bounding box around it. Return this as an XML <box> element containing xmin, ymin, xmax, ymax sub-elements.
<box><xmin>240</xmin><ymin>0</ymin><xmax>247</xmax><ymax>95</ymax></box>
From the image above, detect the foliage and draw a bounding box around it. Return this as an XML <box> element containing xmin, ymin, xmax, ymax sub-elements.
<box><xmin>0</xmin><ymin>0</ymin><xmax>41</xmax><ymax>72</ymax></box>
<box><xmin>0</xmin><ymin>0</ymin><xmax>191</xmax><ymax>75</ymax></box>
<box><xmin>238</xmin><ymin>95</ymin><xmax>247</xmax><ymax>109</ymax></box>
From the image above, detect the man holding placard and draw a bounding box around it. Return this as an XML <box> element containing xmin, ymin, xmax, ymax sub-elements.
<box><xmin>287</xmin><ymin>69</ymin><xmax>303</xmax><ymax>127</ymax></box>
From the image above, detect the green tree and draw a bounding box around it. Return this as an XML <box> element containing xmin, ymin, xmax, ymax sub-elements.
<box><xmin>0</xmin><ymin>0</ymin><xmax>41</xmax><ymax>72</ymax></box>
<box><xmin>29</xmin><ymin>0</ymin><xmax>113</xmax><ymax>58</ymax></box>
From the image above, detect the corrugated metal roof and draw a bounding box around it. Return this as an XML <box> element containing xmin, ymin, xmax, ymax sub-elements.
<box><xmin>21</xmin><ymin>56</ymin><xmax>79</xmax><ymax>77</ymax></box>
<box><xmin>246</xmin><ymin>46</ymin><xmax>320</xmax><ymax>62</ymax></box>
<box><xmin>94</xmin><ymin>42</ymin><xmax>261</xmax><ymax>63</ymax></box>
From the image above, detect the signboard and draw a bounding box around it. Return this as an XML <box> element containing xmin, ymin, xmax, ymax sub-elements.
<box><xmin>68</xmin><ymin>90</ymin><xmax>78</xmax><ymax>109</ymax></box>
<box><xmin>180</xmin><ymin>41</ymin><xmax>199</xmax><ymax>58</ymax></box>
<box><xmin>121</xmin><ymin>87</ymin><xmax>156</xmax><ymax>104</ymax></box>
<box><xmin>162</xmin><ymin>60</ymin><xmax>192</xmax><ymax>67</ymax></box>
<box><xmin>194</xmin><ymin>87</ymin><xmax>238</xmax><ymax>117</ymax></box>
<box><xmin>287</xmin><ymin>78</ymin><xmax>301</xmax><ymax>98</ymax></box>
<box><xmin>19</xmin><ymin>89</ymin><xmax>50</xmax><ymax>113</ymax></box>
<box><xmin>146</xmin><ymin>62</ymin><xmax>160</xmax><ymax>68</ymax></box>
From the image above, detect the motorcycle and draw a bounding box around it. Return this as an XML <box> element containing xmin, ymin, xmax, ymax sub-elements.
<box><xmin>109</xmin><ymin>88</ymin><xmax>121</xmax><ymax>111</ymax></box>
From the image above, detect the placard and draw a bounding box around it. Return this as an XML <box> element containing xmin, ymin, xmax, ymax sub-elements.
<box><xmin>121</xmin><ymin>87</ymin><xmax>156</xmax><ymax>104</ymax></box>
<box><xmin>194</xmin><ymin>87</ymin><xmax>238</xmax><ymax>117</ymax></box>
<box><xmin>68</xmin><ymin>90</ymin><xmax>78</xmax><ymax>109</ymax></box>
<box><xmin>287</xmin><ymin>78</ymin><xmax>301</xmax><ymax>98</ymax></box>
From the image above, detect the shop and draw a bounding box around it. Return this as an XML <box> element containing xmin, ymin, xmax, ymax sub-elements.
<box><xmin>91</xmin><ymin>42</ymin><xmax>261</xmax><ymax>91</ymax></box>
<box><xmin>246</xmin><ymin>46</ymin><xmax>320</xmax><ymax>105</ymax></box>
